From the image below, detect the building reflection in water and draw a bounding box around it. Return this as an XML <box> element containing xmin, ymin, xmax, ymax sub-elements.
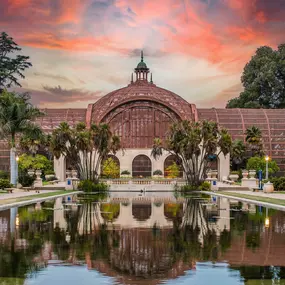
<box><xmin>0</xmin><ymin>194</ymin><xmax>285</xmax><ymax>284</ymax></box>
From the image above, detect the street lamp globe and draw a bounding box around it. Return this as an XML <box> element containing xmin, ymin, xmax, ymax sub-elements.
<box><xmin>265</xmin><ymin>155</ymin><xmax>269</xmax><ymax>161</ymax></box>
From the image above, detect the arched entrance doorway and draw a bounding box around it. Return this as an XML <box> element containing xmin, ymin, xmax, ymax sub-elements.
<box><xmin>164</xmin><ymin>155</ymin><xmax>183</xmax><ymax>178</ymax></box>
<box><xmin>132</xmin><ymin>155</ymin><xmax>152</xmax><ymax>178</ymax></box>
<box><xmin>101</xmin><ymin>155</ymin><xmax>120</xmax><ymax>178</ymax></box>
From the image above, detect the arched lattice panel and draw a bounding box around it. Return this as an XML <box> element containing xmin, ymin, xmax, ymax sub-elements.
<box><xmin>132</xmin><ymin>155</ymin><xmax>152</xmax><ymax>177</ymax></box>
<box><xmin>101</xmin><ymin>155</ymin><xmax>120</xmax><ymax>178</ymax></box>
<box><xmin>101</xmin><ymin>101</ymin><xmax>180</xmax><ymax>148</ymax></box>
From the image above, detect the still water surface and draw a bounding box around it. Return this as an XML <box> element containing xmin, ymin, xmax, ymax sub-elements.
<box><xmin>0</xmin><ymin>191</ymin><xmax>285</xmax><ymax>285</ymax></box>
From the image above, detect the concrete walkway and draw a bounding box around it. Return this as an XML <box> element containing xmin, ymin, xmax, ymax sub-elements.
<box><xmin>227</xmin><ymin>190</ymin><xmax>285</xmax><ymax>200</ymax></box>
<box><xmin>0</xmin><ymin>189</ymin><xmax>57</xmax><ymax>200</ymax></box>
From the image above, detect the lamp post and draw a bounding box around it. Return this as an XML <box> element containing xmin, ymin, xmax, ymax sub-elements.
<box><xmin>265</xmin><ymin>155</ymin><xmax>269</xmax><ymax>180</ymax></box>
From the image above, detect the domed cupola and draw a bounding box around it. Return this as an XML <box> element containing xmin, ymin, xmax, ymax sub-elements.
<box><xmin>134</xmin><ymin>51</ymin><xmax>149</xmax><ymax>81</ymax></box>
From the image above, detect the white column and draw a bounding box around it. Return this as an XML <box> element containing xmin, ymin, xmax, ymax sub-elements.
<box><xmin>10</xmin><ymin>148</ymin><xmax>18</xmax><ymax>186</ymax></box>
<box><xmin>54</xmin><ymin>155</ymin><xmax>66</xmax><ymax>182</ymax></box>
<box><xmin>218</xmin><ymin>152</ymin><xmax>230</xmax><ymax>181</ymax></box>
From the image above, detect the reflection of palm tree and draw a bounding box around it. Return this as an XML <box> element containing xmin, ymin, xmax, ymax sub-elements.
<box><xmin>182</xmin><ymin>199</ymin><xmax>209</xmax><ymax>244</ymax></box>
<box><xmin>77</xmin><ymin>202</ymin><xmax>102</xmax><ymax>235</ymax></box>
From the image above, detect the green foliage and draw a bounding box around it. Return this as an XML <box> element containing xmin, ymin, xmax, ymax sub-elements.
<box><xmin>0</xmin><ymin>170</ymin><xmax>8</xmax><ymax>179</ymax></box>
<box><xmin>180</xmin><ymin>184</ymin><xmax>199</xmax><ymax>191</ymax></box>
<box><xmin>152</xmin><ymin>120</ymin><xmax>232</xmax><ymax>186</ymax></box>
<box><xmin>121</xmin><ymin>170</ymin><xmax>130</xmax><ymax>175</ymax></box>
<box><xmin>198</xmin><ymin>181</ymin><xmax>211</xmax><ymax>191</ymax></box>
<box><xmin>0</xmin><ymin>179</ymin><xmax>12</xmax><ymax>189</ymax></box>
<box><xmin>100</xmin><ymin>203</ymin><xmax>120</xmax><ymax>221</ymax></box>
<box><xmin>245</xmin><ymin>126</ymin><xmax>264</xmax><ymax>157</ymax></box>
<box><xmin>45</xmin><ymin>170</ymin><xmax>55</xmax><ymax>175</ymax></box>
<box><xmin>230</xmin><ymin>171</ymin><xmax>239</xmax><ymax>175</ymax></box>
<box><xmin>165</xmin><ymin>162</ymin><xmax>179</xmax><ymax>178</ymax></box>
<box><xmin>0</xmin><ymin>32</ymin><xmax>32</xmax><ymax>89</ymax></box>
<box><xmin>78</xmin><ymin>180</ymin><xmax>109</xmax><ymax>193</ymax></box>
<box><xmin>18</xmin><ymin>154</ymin><xmax>52</xmax><ymax>171</ymax></box>
<box><xmin>271</xmin><ymin>177</ymin><xmax>285</xmax><ymax>191</ymax></box>
<box><xmin>226</xmin><ymin>44</ymin><xmax>285</xmax><ymax>109</ymax></box>
<box><xmin>246</xmin><ymin>157</ymin><xmax>279</xmax><ymax>177</ymax></box>
<box><xmin>101</xmin><ymin>157</ymin><xmax>119</xmax><ymax>178</ymax></box>
<box><xmin>45</xmin><ymin>175</ymin><xmax>57</xmax><ymax>182</ymax></box>
<box><xmin>0</xmin><ymin>91</ymin><xmax>43</xmax><ymax>147</ymax></box>
<box><xmin>153</xmin><ymin>169</ymin><xmax>163</xmax><ymax>176</ymax></box>
<box><xmin>18</xmin><ymin>170</ymin><xmax>35</xmax><ymax>187</ymax></box>
<box><xmin>231</xmin><ymin>139</ymin><xmax>246</xmax><ymax>166</ymax></box>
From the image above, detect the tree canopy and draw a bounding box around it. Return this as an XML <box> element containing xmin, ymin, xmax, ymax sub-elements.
<box><xmin>226</xmin><ymin>44</ymin><xmax>285</xmax><ymax>109</ymax></box>
<box><xmin>0</xmin><ymin>32</ymin><xmax>32</xmax><ymax>89</ymax></box>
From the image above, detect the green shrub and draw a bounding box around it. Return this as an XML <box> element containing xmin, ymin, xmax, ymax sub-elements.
<box><xmin>153</xmin><ymin>169</ymin><xmax>163</xmax><ymax>176</ymax></box>
<box><xmin>230</xmin><ymin>171</ymin><xmax>239</xmax><ymax>175</ymax></box>
<box><xmin>0</xmin><ymin>179</ymin><xmax>12</xmax><ymax>189</ymax></box>
<box><xmin>121</xmin><ymin>170</ymin><xmax>130</xmax><ymax>175</ymax></box>
<box><xmin>18</xmin><ymin>170</ymin><xmax>36</xmax><ymax>187</ymax></box>
<box><xmin>45</xmin><ymin>170</ymin><xmax>55</xmax><ymax>175</ymax></box>
<box><xmin>271</xmin><ymin>177</ymin><xmax>285</xmax><ymax>191</ymax></box>
<box><xmin>19</xmin><ymin>154</ymin><xmax>53</xmax><ymax>172</ymax></box>
<box><xmin>0</xmin><ymin>170</ymin><xmax>9</xmax><ymax>179</ymax></box>
<box><xmin>246</xmin><ymin>157</ymin><xmax>279</xmax><ymax>178</ymax></box>
<box><xmin>180</xmin><ymin>184</ymin><xmax>199</xmax><ymax>191</ymax></box>
<box><xmin>198</xmin><ymin>181</ymin><xmax>211</xmax><ymax>191</ymax></box>
<box><xmin>78</xmin><ymin>180</ymin><xmax>109</xmax><ymax>193</ymax></box>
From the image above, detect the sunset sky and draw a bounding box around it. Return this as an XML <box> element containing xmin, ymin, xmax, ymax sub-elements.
<box><xmin>1</xmin><ymin>0</ymin><xmax>285</xmax><ymax>108</ymax></box>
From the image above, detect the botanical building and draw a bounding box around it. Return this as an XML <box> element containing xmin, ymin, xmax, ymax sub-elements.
<box><xmin>1</xmin><ymin>53</ymin><xmax>285</xmax><ymax>177</ymax></box>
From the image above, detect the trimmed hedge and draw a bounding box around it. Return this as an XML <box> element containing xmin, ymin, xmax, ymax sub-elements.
<box><xmin>78</xmin><ymin>180</ymin><xmax>109</xmax><ymax>193</ymax></box>
<box><xmin>0</xmin><ymin>179</ymin><xmax>12</xmax><ymax>189</ymax></box>
<box><xmin>271</xmin><ymin>177</ymin><xmax>285</xmax><ymax>191</ymax></box>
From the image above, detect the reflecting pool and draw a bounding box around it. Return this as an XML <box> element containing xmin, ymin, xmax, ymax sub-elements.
<box><xmin>0</xmin><ymin>192</ymin><xmax>285</xmax><ymax>285</ymax></box>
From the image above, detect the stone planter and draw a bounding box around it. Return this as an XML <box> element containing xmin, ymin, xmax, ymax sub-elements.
<box><xmin>242</xmin><ymin>170</ymin><xmax>248</xmax><ymax>179</ymax></box>
<box><xmin>120</xmin><ymin>175</ymin><xmax>132</xmax><ymax>179</ymax></box>
<box><xmin>263</xmin><ymin>182</ymin><xmax>274</xmax><ymax>193</ymax></box>
<box><xmin>71</xmin><ymin>170</ymin><xmax>78</xmax><ymax>178</ymax></box>
<box><xmin>66</xmin><ymin>170</ymin><xmax>72</xmax><ymax>178</ymax></box>
<box><xmin>153</xmin><ymin>175</ymin><xmax>164</xmax><ymax>179</ymax></box>
<box><xmin>229</xmin><ymin>174</ymin><xmax>239</xmax><ymax>182</ymax></box>
<box><xmin>28</xmin><ymin>169</ymin><xmax>35</xmax><ymax>176</ymax></box>
<box><xmin>35</xmin><ymin>170</ymin><xmax>42</xmax><ymax>180</ymax></box>
<box><xmin>206</xmin><ymin>171</ymin><xmax>212</xmax><ymax>179</ymax></box>
<box><xmin>45</xmin><ymin>174</ymin><xmax>54</xmax><ymax>180</ymax></box>
<box><xmin>211</xmin><ymin>171</ymin><xmax>218</xmax><ymax>179</ymax></box>
<box><xmin>249</xmin><ymin>170</ymin><xmax>256</xmax><ymax>179</ymax></box>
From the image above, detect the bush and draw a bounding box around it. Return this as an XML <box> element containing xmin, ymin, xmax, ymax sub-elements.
<box><xmin>153</xmin><ymin>169</ymin><xmax>163</xmax><ymax>176</ymax></box>
<box><xmin>165</xmin><ymin>162</ymin><xmax>180</xmax><ymax>178</ymax></box>
<box><xmin>45</xmin><ymin>170</ymin><xmax>55</xmax><ymax>175</ymax></box>
<box><xmin>121</xmin><ymin>170</ymin><xmax>130</xmax><ymax>175</ymax></box>
<box><xmin>19</xmin><ymin>154</ymin><xmax>53</xmax><ymax>172</ymax></box>
<box><xmin>180</xmin><ymin>184</ymin><xmax>199</xmax><ymax>191</ymax></box>
<box><xmin>0</xmin><ymin>170</ymin><xmax>9</xmax><ymax>179</ymax></box>
<box><xmin>271</xmin><ymin>177</ymin><xmax>285</xmax><ymax>191</ymax></box>
<box><xmin>18</xmin><ymin>170</ymin><xmax>36</xmax><ymax>187</ymax></box>
<box><xmin>198</xmin><ymin>181</ymin><xmax>211</xmax><ymax>191</ymax></box>
<box><xmin>101</xmin><ymin>157</ymin><xmax>120</xmax><ymax>178</ymax></box>
<box><xmin>246</xmin><ymin>157</ymin><xmax>279</xmax><ymax>178</ymax></box>
<box><xmin>230</xmin><ymin>171</ymin><xmax>239</xmax><ymax>175</ymax></box>
<box><xmin>78</xmin><ymin>180</ymin><xmax>109</xmax><ymax>193</ymax></box>
<box><xmin>0</xmin><ymin>179</ymin><xmax>12</xmax><ymax>189</ymax></box>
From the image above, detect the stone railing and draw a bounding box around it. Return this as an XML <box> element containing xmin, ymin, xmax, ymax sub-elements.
<box><xmin>101</xmin><ymin>178</ymin><xmax>187</xmax><ymax>185</ymax></box>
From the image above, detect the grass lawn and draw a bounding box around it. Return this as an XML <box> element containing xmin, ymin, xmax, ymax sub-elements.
<box><xmin>220</xmin><ymin>191</ymin><xmax>285</xmax><ymax>206</ymax></box>
<box><xmin>0</xmin><ymin>190</ymin><xmax>75</xmax><ymax>205</ymax></box>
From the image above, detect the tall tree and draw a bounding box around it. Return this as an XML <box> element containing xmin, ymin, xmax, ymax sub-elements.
<box><xmin>0</xmin><ymin>32</ymin><xmax>32</xmax><ymax>90</ymax></box>
<box><xmin>245</xmin><ymin>126</ymin><xmax>264</xmax><ymax>157</ymax></box>
<box><xmin>0</xmin><ymin>91</ymin><xmax>43</xmax><ymax>185</ymax></box>
<box><xmin>49</xmin><ymin>122</ymin><xmax>121</xmax><ymax>182</ymax></box>
<box><xmin>226</xmin><ymin>44</ymin><xmax>285</xmax><ymax>109</ymax></box>
<box><xmin>152</xmin><ymin>120</ymin><xmax>232</xmax><ymax>186</ymax></box>
<box><xmin>230</xmin><ymin>139</ymin><xmax>246</xmax><ymax>168</ymax></box>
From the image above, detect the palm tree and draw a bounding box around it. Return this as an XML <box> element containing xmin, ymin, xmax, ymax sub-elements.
<box><xmin>231</xmin><ymin>139</ymin><xmax>246</xmax><ymax>168</ymax></box>
<box><xmin>245</xmin><ymin>126</ymin><xmax>264</xmax><ymax>157</ymax></box>
<box><xmin>0</xmin><ymin>91</ymin><xmax>43</xmax><ymax>185</ymax></box>
<box><xmin>49</xmin><ymin>122</ymin><xmax>121</xmax><ymax>182</ymax></box>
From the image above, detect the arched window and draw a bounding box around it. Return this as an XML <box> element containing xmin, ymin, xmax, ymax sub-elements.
<box><xmin>164</xmin><ymin>155</ymin><xmax>183</xmax><ymax>178</ymax></box>
<box><xmin>132</xmin><ymin>155</ymin><xmax>152</xmax><ymax>177</ymax></box>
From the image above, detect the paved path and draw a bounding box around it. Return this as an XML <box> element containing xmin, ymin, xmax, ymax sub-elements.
<box><xmin>0</xmin><ymin>189</ymin><xmax>56</xmax><ymax>200</ymax></box>
<box><xmin>224</xmin><ymin>190</ymin><xmax>285</xmax><ymax>200</ymax></box>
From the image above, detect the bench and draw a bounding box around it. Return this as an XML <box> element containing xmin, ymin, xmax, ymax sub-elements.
<box><xmin>222</xmin><ymin>179</ymin><xmax>235</xmax><ymax>185</ymax></box>
<box><xmin>49</xmin><ymin>180</ymin><xmax>60</xmax><ymax>185</ymax></box>
<box><xmin>5</xmin><ymin>188</ymin><xmax>13</xmax><ymax>193</ymax></box>
<box><xmin>252</xmin><ymin>187</ymin><xmax>260</xmax><ymax>192</ymax></box>
<box><xmin>23</xmin><ymin>187</ymin><xmax>31</xmax><ymax>192</ymax></box>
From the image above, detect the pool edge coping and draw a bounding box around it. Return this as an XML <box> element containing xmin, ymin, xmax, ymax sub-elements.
<box><xmin>200</xmin><ymin>190</ymin><xmax>285</xmax><ymax>211</ymax></box>
<box><xmin>0</xmin><ymin>191</ymin><xmax>83</xmax><ymax>211</ymax></box>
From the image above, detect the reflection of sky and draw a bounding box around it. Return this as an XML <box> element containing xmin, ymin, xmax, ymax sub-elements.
<box><xmin>24</xmin><ymin>263</ymin><xmax>244</xmax><ymax>285</ymax></box>
<box><xmin>164</xmin><ymin>263</ymin><xmax>244</xmax><ymax>285</ymax></box>
<box><xmin>24</xmin><ymin>266</ymin><xmax>118</xmax><ymax>285</ymax></box>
